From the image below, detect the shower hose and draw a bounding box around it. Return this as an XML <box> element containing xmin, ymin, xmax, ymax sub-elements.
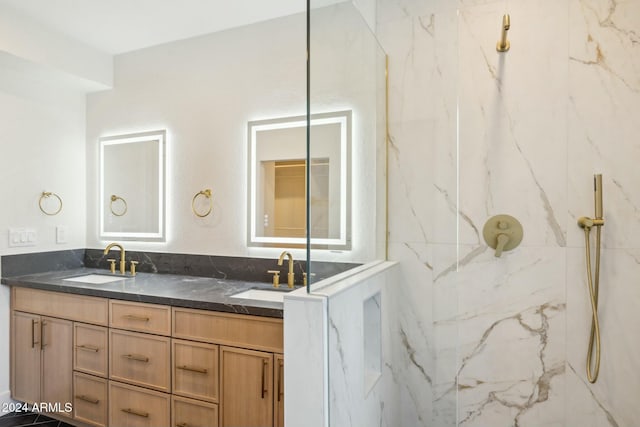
<box><xmin>582</xmin><ymin>225</ymin><xmax>601</xmax><ymax>383</ymax></box>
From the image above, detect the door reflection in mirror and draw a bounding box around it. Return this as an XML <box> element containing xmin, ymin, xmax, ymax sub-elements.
<box><xmin>248</xmin><ymin>111</ymin><xmax>351</xmax><ymax>249</ymax></box>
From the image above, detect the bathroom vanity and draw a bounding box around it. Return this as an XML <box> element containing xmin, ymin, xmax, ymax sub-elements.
<box><xmin>5</xmin><ymin>270</ymin><xmax>285</xmax><ymax>427</ymax></box>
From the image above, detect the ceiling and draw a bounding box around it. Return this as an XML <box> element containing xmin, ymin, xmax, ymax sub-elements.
<box><xmin>0</xmin><ymin>0</ymin><xmax>324</xmax><ymax>55</ymax></box>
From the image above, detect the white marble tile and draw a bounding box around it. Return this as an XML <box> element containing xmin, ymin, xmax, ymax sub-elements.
<box><xmin>323</xmin><ymin>263</ymin><xmax>400</xmax><ymax>427</ymax></box>
<box><xmin>387</xmin><ymin>242</ymin><xmax>434</xmax><ymax>427</ymax></box>
<box><xmin>566</xmin><ymin>247</ymin><xmax>640</xmax><ymax>426</ymax></box>
<box><xmin>452</xmin><ymin>246</ymin><xmax>566</xmax><ymax>427</ymax></box>
<box><xmin>457</xmin><ymin>0</ymin><xmax>569</xmax><ymax>247</ymax></box>
<box><xmin>567</xmin><ymin>0</ymin><xmax>640</xmax><ymax>249</ymax></box>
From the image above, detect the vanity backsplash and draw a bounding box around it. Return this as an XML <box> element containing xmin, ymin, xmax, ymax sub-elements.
<box><xmin>2</xmin><ymin>249</ymin><xmax>360</xmax><ymax>283</ymax></box>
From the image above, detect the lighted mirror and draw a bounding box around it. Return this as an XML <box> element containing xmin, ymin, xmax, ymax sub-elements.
<box><xmin>99</xmin><ymin>130</ymin><xmax>166</xmax><ymax>241</ymax></box>
<box><xmin>248</xmin><ymin>111</ymin><xmax>351</xmax><ymax>249</ymax></box>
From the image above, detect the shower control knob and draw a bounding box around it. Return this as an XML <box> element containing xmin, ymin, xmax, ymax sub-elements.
<box><xmin>483</xmin><ymin>214</ymin><xmax>523</xmax><ymax>258</ymax></box>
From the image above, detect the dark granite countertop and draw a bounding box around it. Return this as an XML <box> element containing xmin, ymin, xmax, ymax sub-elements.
<box><xmin>1</xmin><ymin>268</ymin><xmax>290</xmax><ymax>318</ymax></box>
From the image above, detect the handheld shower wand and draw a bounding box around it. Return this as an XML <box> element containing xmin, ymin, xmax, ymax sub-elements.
<box><xmin>578</xmin><ymin>174</ymin><xmax>604</xmax><ymax>383</ymax></box>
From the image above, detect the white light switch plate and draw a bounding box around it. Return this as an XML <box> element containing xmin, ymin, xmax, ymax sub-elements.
<box><xmin>9</xmin><ymin>227</ymin><xmax>37</xmax><ymax>247</ymax></box>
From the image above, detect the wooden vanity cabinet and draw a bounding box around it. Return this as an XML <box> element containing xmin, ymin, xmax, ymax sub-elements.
<box><xmin>274</xmin><ymin>353</ymin><xmax>285</xmax><ymax>427</ymax></box>
<box><xmin>220</xmin><ymin>347</ymin><xmax>274</xmax><ymax>427</ymax></box>
<box><xmin>11</xmin><ymin>287</ymin><xmax>284</xmax><ymax>427</ymax></box>
<box><xmin>11</xmin><ymin>311</ymin><xmax>73</xmax><ymax>418</ymax></box>
<box><xmin>73</xmin><ymin>372</ymin><xmax>108</xmax><ymax>427</ymax></box>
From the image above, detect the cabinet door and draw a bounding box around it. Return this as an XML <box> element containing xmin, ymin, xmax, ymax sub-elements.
<box><xmin>274</xmin><ymin>354</ymin><xmax>284</xmax><ymax>427</ymax></box>
<box><xmin>74</xmin><ymin>323</ymin><xmax>108</xmax><ymax>377</ymax></box>
<box><xmin>220</xmin><ymin>346</ymin><xmax>273</xmax><ymax>427</ymax></box>
<box><xmin>41</xmin><ymin>316</ymin><xmax>73</xmax><ymax>418</ymax></box>
<box><xmin>173</xmin><ymin>339</ymin><xmax>219</xmax><ymax>402</ymax></box>
<box><xmin>109</xmin><ymin>381</ymin><xmax>170</xmax><ymax>427</ymax></box>
<box><xmin>11</xmin><ymin>311</ymin><xmax>41</xmax><ymax>404</ymax></box>
<box><xmin>110</xmin><ymin>329</ymin><xmax>170</xmax><ymax>392</ymax></box>
<box><xmin>74</xmin><ymin>372</ymin><xmax>108</xmax><ymax>427</ymax></box>
<box><xmin>172</xmin><ymin>395</ymin><xmax>219</xmax><ymax>427</ymax></box>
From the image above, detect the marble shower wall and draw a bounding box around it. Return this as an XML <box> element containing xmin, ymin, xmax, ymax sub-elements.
<box><xmin>378</xmin><ymin>0</ymin><xmax>640</xmax><ymax>425</ymax></box>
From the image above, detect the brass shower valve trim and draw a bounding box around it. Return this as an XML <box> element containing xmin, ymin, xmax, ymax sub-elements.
<box><xmin>482</xmin><ymin>214</ymin><xmax>523</xmax><ymax>257</ymax></box>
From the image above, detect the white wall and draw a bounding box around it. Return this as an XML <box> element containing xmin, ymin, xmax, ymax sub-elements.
<box><xmin>86</xmin><ymin>5</ymin><xmax>383</xmax><ymax>263</ymax></box>
<box><xmin>85</xmin><ymin>13</ymin><xmax>308</xmax><ymax>259</ymax></box>
<box><xmin>0</xmin><ymin>81</ymin><xmax>87</xmax><ymax>409</ymax></box>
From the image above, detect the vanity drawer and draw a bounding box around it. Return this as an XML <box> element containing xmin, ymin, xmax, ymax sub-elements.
<box><xmin>172</xmin><ymin>395</ymin><xmax>219</xmax><ymax>427</ymax></box>
<box><xmin>74</xmin><ymin>323</ymin><xmax>108</xmax><ymax>377</ymax></box>
<box><xmin>109</xmin><ymin>329</ymin><xmax>170</xmax><ymax>392</ymax></box>
<box><xmin>109</xmin><ymin>381</ymin><xmax>170</xmax><ymax>427</ymax></box>
<box><xmin>73</xmin><ymin>372</ymin><xmax>108</xmax><ymax>427</ymax></box>
<box><xmin>172</xmin><ymin>339</ymin><xmax>219</xmax><ymax>403</ymax></box>
<box><xmin>173</xmin><ymin>307</ymin><xmax>283</xmax><ymax>353</ymax></box>
<box><xmin>12</xmin><ymin>287</ymin><xmax>108</xmax><ymax>326</ymax></box>
<box><xmin>110</xmin><ymin>300</ymin><xmax>171</xmax><ymax>335</ymax></box>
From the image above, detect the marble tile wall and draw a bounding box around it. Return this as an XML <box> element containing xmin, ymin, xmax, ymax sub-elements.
<box><xmin>377</xmin><ymin>0</ymin><xmax>640</xmax><ymax>425</ymax></box>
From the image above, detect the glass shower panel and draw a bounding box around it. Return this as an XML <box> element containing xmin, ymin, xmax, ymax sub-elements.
<box><xmin>307</xmin><ymin>0</ymin><xmax>387</xmax><ymax>286</ymax></box>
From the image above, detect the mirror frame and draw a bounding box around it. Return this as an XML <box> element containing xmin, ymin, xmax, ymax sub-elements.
<box><xmin>247</xmin><ymin>110</ymin><xmax>351</xmax><ymax>249</ymax></box>
<box><xmin>99</xmin><ymin>130</ymin><xmax>166</xmax><ymax>242</ymax></box>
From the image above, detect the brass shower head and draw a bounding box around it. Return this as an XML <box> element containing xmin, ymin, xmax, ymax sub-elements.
<box><xmin>497</xmin><ymin>14</ymin><xmax>511</xmax><ymax>52</ymax></box>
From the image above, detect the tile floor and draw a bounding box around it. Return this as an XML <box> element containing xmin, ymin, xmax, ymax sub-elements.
<box><xmin>0</xmin><ymin>412</ymin><xmax>74</xmax><ymax>427</ymax></box>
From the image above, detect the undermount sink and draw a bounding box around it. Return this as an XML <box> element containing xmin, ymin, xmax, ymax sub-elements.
<box><xmin>231</xmin><ymin>288</ymin><xmax>292</xmax><ymax>303</ymax></box>
<box><xmin>63</xmin><ymin>274</ymin><xmax>128</xmax><ymax>284</ymax></box>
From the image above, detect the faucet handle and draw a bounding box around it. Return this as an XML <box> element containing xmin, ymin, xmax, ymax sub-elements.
<box><xmin>302</xmin><ymin>272</ymin><xmax>317</xmax><ymax>286</ymax></box>
<box><xmin>130</xmin><ymin>260</ymin><xmax>139</xmax><ymax>276</ymax></box>
<box><xmin>107</xmin><ymin>259</ymin><xmax>116</xmax><ymax>274</ymax></box>
<box><xmin>267</xmin><ymin>270</ymin><xmax>281</xmax><ymax>288</ymax></box>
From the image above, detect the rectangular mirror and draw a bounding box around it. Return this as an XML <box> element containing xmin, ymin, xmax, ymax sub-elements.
<box><xmin>248</xmin><ymin>110</ymin><xmax>351</xmax><ymax>249</ymax></box>
<box><xmin>99</xmin><ymin>130</ymin><xmax>166</xmax><ymax>241</ymax></box>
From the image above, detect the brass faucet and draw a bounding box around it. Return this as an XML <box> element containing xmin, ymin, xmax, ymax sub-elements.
<box><xmin>277</xmin><ymin>251</ymin><xmax>295</xmax><ymax>288</ymax></box>
<box><xmin>104</xmin><ymin>242</ymin><xmax>126</xmax><ymax>274</ymax></box>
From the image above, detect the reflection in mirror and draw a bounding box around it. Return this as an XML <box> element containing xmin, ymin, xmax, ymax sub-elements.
<box><xmin>99</xmin><ymin>130</ymin><xmax>166</xmax><ymax>241</ymax></box>
<box><xmin>248</xmin><ymin>111</ymin><xmax>351</xmax><ymax>249</ymax></box>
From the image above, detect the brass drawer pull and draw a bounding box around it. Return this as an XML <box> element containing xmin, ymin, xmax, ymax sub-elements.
<box><xmin>75</xmin><ymin>394</ymin><xmax>99</xmax><ymax>404</ymax></box>
<box><xmin>177</xmin><ymin>365</ymin><xmax>208</xmax><ymax>374</ymax></box>
<box><xmin>121</xmin><ymin>408</ymin><xmax>149</xmax><ymax>418</ymax></box>
<box><xmin>277</xmin><ymin>359</ymin><xmax>284</xmax><ymax>402</ymax></box>
<box><xmin>261</xmin><ymin>359</ymin><xmax>268</xmax><ymax>399</ymax></box>
<box><xmin>122</xmin><ymin>353</ymin><xmax>150</xmax><ymax>363</ymax></box>
<box><xmin>176</xmin><ymin>423</ymin><xmax>189</xmax><ymax>427</ymax></box>
<box><xmin>31</xmin><ymin>319</ymin><xmax>40</xmax><ymax>348</ymax></box>
<box><xmin>76</xmin><ymin>344</ymin><xmax>100</xmax><ymax>352</ymax></box>
<box><xmin>123</xmin><ymin>314</ymin><xmax>150</xmax><ymax>322</ymax></box>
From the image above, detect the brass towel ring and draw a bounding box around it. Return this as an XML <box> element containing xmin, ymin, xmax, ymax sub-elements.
<box><xmin>39</xmin><ymin>191</ymin><xmax>63</xmax><ymax>216</ymax></box>
<box><xmin>110</xmin><ymin>195</ymin><xmax>128</xmax><ymax>217</ymax></box>
<box><xmin>192</xmin><ymin>189</ymin><xmax>213</xmax><ymax>218</ymax></box>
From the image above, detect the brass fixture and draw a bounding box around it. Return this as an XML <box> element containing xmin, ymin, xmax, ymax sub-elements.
<box><xmin>110</xmin><ymin>195</ymin><xmax>128</xmax><ymax>216</ymax></box>
<box><xmin>192</xmin><ymin>189</ymin><xmax>213</xmax><ymax>217</ymax></box>
<box><xmin>39</xmin><ymin>191</ymin><xmax>63</xmax><ymax>216</ymax></box>
<box><xmin>482</xmin><ymin>214</ymin><xmax>523</xmax><ymax>257</ymax></box>
<box><xmin>277</xmin><ymin>251</ymin><xmax>295</xmax><ymax>288</ymax></box>
<box><xmin>130</xmin><ymin>260</ymin><xmax>139</xmax><ymax>276</ymax></box>
<box><xmin>107</xmin><ymin>259</ymin><xmax>117</xmax><ymax>274</ymax></box>
<box><xmin>496</xmin><ymin>14</ymin><xmax>511</xmax><ymax>52</ymax></box>
<box><xmin>577</xmin><ymin>174</ymin><xmax>604</xmax><ymax>383</ymax></box>
<box><xmin>104</xmin><ymin>242</ymin><xmax>126</xmax><ymax>274</ymax></box>
<box><xmin>267</xmin><ymin>270</ymin><xmax>281</xmax><ymax>288</ymax></box>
